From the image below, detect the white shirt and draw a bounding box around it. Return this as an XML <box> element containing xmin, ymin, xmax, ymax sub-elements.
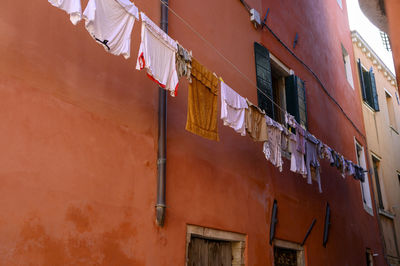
<box><xmin>220</xmin><ymin>81</ymin><xmax>248</xmax><ymax>136</ymax></box>
<box><xmin>83</xmin><ymin>0</ymin><xmax>139</xmax><ymax>59</ymax></box>
<box><xmin>136</xmin><ymin>12</ymin><xmax>178</xmax><ymax>97</ymax></box>
<box><xmin>48</xmin><ymin>0</ymin><xmax>82</xmax><ymax>25</ymax></box>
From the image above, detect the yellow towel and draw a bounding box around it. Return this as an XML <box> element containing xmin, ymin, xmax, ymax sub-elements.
<box><xmin>185</xmin><ymin>58</ymin><xmax>219</xmax><ymax>141</ymax></box>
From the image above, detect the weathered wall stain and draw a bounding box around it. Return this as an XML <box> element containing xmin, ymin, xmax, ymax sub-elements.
<box><xmin>65</xmin><ymin>205</ymin><xmax>93</xmax><ymax>233</ymax></box>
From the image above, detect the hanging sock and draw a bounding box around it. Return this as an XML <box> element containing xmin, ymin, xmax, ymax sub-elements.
<box><xmin>83</xmin><ymin>0</ymin><xmax>139</xmax><ymax>59</ymax></box>
<box><xmin>48</xmin><ymin>0</ymin><xmax>82</xmax><ymax>25</ymax></box>
<box><xmin>136</xmin><ymin>12</ymin><xmax>179</xmax><ymax>97</ymax></box>
<box><xmin>220</xmin><ymin>81</ymin><xmax>248</xmax><ymax>136</ymax></box>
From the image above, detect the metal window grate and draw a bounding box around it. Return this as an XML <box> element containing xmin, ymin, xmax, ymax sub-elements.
<box><xmin>380</xmin><ymin>31</ymin><xmax>391</xmax><ymax>52</ymax></box>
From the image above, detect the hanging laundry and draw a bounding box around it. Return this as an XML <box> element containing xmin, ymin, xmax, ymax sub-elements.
<box><xmin>281</xmin><ymin>128</ymin><xmax>290</xmax><ymax>153</ymax></box>
<box><xmin>295</xmin><ymin>123</ymin><xmax>306</xmax><ymax>154</ymax></box>
<box><xmin>354</xmin><ymin>165</ymin><xmax>366</xmax><ymax>182</ymax></box>
<box><xmin>263</xmin><ymin>115</ymin><xmax>283</xmax><ymax>172</ymax></box>
<box><xmin>340</xmin><ymin>155</ymin><xmax>346</xmax><ymax>178</ymax></box>
<box><xmin>83</xmin><ymin>0</ymin><xmax>139</xmax><ymax>59</ymax></box>
<box><xmin>305</xmin><ymin>133</ymin><xmax>322</xmax><ymax>192</ymax></box>
<box><xmin>245</xmin><ymin>100</ymin><xmax>268</xmax><ymax>142</ymax></box>
<box><xmin>48</xmin><ymin>0</ymin><xmax>82</xmax><ymax>25</ymax></box>
<box><xmin>136</xmin><ymin>12</ymin><xmax>179</xmax><ymax>96</ymax></box>
<box><xmin>319</xmin><ymin>144</ymin><xmax>333</xmax><ymax>163</ymax></box>
<box><xmin>346</xmin><ymin>160</ymin><xmax>355</xmax><ymax>176</ymax></box>
<box><xmin>220</xmin><ymin>81</ymin><xmax>248</xmax><ymax>136</ymax></box>
<box><xmin>185</xmin><ymin>58</ymin><xmax>219</xmax><ymax>141</ymax></box>
<box><xmin>176</xmin><ymin>43</ymin><xmax>192</xmax><ymax>82</ymax></box>
<box><xmin>330</xmin><ymin>150</ymin><xmax>341</xmax><ymax>169</ymax></box>
<box><xmin>289</xmin><ymin>133</ymin><xmax>307</xmax><ymax>176</ymax></box>
<box><xmin>285</xmin><ymin>112</ymin><xmax>297</xmax><ymax>128</ymax></box>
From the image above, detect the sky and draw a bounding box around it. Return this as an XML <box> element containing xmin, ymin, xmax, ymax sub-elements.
<box><xmin>346</xmin><ymin>0</ymin><xmax>395</xmax><ymax>74</ymax></box>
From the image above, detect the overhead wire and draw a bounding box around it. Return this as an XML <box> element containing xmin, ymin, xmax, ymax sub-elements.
<box><xmin>157</xmin><ymin>0</ymin><xmax>288</xmax><ymax>116</ymax></box>
<box><xmin>158</xmin><ymin>0</ymin><xmax>366</xmax><ymax>140</ymax></box>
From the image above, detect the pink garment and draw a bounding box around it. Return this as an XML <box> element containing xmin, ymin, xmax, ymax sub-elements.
<box><xmin>341</xmin><ymin>155</ymin><xmax>346</xmax><ymax>178</ymax></box>
<box><xmin>305</xmin><ymin>133</ymin><xmax>322</xmax><ymax>193</ymax></box>
<box><xmin>263</xmin><ymin>115</ymin><xmax>283</xmax><ymax>172</ymax></box>
<box><xmin>296</xmin><ymin>124</ymin><xmax>306</xmax><ymax>154</ymax></box>
<box><xmin>289</xmin><ymin>133</ymin><xmax>307</xmax><ymax>176</ymax></box>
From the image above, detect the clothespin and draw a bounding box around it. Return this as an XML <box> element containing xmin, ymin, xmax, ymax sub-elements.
<box><xmin>219</xmin><ymin>76</ymin><xmax>224</xmax><ymax>83</ymax></box>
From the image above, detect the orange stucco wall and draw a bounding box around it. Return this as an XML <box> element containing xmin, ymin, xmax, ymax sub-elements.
<box><xmin>0</xmin><ymin>0</ymin><xmax>385</xmax><ymax>265</ymax></box>
<box><xmin>385</xmin><ymin>0</ymin><xmax>400</xmax><ymax>89</ymax></box>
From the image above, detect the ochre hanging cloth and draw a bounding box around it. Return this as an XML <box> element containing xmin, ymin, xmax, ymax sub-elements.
<box><xmin>185</xmin><ymin>58</ymin><xmax>219</xmax><ymax>141</ymax></box>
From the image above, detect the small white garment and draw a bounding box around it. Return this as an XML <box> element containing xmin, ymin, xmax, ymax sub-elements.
<box><xmin>220</xmin><ymin>82</ymin><xmax>248</xmax><ymax>136</ymax></box>
<box><xmin>83</xmin><ymin>0</ymin><xmax>139</xmax><ymax>59</ymax></box>
<box><xmin>289</xmin><ymin>133</ymin><xmax>307</xmax><ymax>176</ymax></box>
<box><xmin>48</xmin><ymin>0</ymin><xmax>82</xmax><ymax>25</ymax></box>
<box><xmin>136</xmin><ymin>12</ymin><xmax>179</xmax><ymax>97</ymax></box>
<box><xmin>263</xmin><ymin>115</ymin><xmax>284</xmax><ymax>172</ymax></box>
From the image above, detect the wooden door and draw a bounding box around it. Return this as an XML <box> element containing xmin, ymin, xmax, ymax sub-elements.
<box><xmin>188</xmin><ymin>237</ymin><xmax>232</xmax><ymax>266</ymax></box>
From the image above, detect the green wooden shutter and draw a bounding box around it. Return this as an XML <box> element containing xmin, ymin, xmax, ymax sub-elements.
<box><xmin>369</xmin><ymin>68</ymin><xmax>380</xmax><ymax>111</ymax></box>
<box><xmin>357</xmin><ymin>59</ymin><xmax>367</xmax><ymax>101</ymax></box>
<box><xmin>297</xmin><ymin>77</ymin><xmax>308</xmax><ymax>128</ymax></box>
<box><xmin>363</xmin><ymin>71</ymin><xmax>374</xmax><ymax>107</ymax></box>
<box><xmin>254</xmin><ymin>42</ymin><xmax>274</xmax><ymax>118</ymax></box>
<box><xmin>285</xmin><ymin>75</ymin><xmax>308</xmax><ymax>128</ymax></box>
<box><xmin>285</xmin><ymin>75</ymin><xmax>299</xmax><ymax>122</ymax></box>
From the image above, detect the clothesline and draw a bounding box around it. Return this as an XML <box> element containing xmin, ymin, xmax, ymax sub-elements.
<box><xmin>156</xmin><ymin>0</ymin><xmax>289</xmax><ymax>117</ymax></box>
<box><xmin>48</xmin><ymin>0</ymin><xmax>367</xmax><ymax>193</ymax></box>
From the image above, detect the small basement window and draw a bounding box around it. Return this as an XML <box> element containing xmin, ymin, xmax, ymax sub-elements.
<box><xmin>274</xmin><ymin>239</ymin><xmax>305</xmax><ymax>266</ymax></box>
<box><xmin>186</xmin><ymin>225</ymin><xmax>246</xmax><ymax>266</ymax></box>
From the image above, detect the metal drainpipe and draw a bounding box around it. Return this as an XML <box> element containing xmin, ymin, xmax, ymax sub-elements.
<box><xmin>156</xmin><ymin>0</ymin><xmax>169</xmax><ymax>227</ymax></box>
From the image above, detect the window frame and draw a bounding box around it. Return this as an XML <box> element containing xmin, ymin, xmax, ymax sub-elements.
<box><xmin>354</xmin><ymin>139</ymin><xmax>374</xmax><ymax>215</ymax></box>
<box><xmin>186</xmin><ymin>225</ymin><xmax>246</xmax><ymax>266</ymax></box>
<box><xmin>385</xmin><ymin>90</ymin><xmax>398</xmax><ymax>131</ymax></box>
<box><xmin>341</xmin><ymin>44</ymin><xmax>354</xmax><ymax>89</ymax></box>
<box><xmin>273</xmin><ymin>239</ymin><xmax>305</xmax><ymax>266</ymax></box>
<box><xmin>371</xmin><ymin>155</ymin><xmax>385</xmax><ymax>210</ymax></box>
<box><xmin>357</xmin><ymin>60</ymin><xmax>379</xmax><ymax>111</ymax></box>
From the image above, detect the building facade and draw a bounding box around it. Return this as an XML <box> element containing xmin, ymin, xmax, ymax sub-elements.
<box><xmin>0</xmin><ymin>0</ymin><xmax>385</xmax><ymax>265</ymax></box>
<box><xmin>358</xmin><ymin>0</ymin><xmax>400</xmax><ymax>88</ymax></box>
<box><xmin>352</xmin><ymin>30</ymin><xmax>400</xmax><ymax>265</ymax></box>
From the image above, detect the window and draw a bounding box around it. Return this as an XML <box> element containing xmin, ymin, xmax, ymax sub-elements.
<box><xmin>355</xmin><ymin>141</ymin><xmax>373</xmax><ymax>215</ymax></box>
<box><xmin>380</xmin><ymin>31</ymin><xmax>391</xmax><ymax>52</ymax></box>
<box><xmin>366</xmin><ymin>249</ymin><xmax>374</xmax><ymax>266</ymax></box>
<box><xmin>254</xmin><ymin>42</ymin><xmax>307</xmax><ymax>127</ymax></box>
<box><xmin>372</xmin><ymin>156</ymin><xmax>384</xmax><ymax>210</ymax></box>
<box><xmin>342</xmin><ymin>44</ymin><xmax>354</xmax><ymax>88</ymax></box>
<box><xmin>357</xmin><ymin>59</ymin><xmax>380</xmax><ymax>111</ymax></box>
<box><xmin>273</xmin><ymin>239</ymin><xmax>305</xmax><ymax>266</ymax></box>
<box><xmin>385</xmin><ymin>91</ymin><xmax>397</xmax><ymax>130</ymax></box>
<box><xmin>337</xmin><ymin>0</ymin><xmax>343</xmax><ymax>9</ymax></box>
<box><xmin>186</xmin><ymin>225</ymin><xmax>246</xmax><ymax>266</ymax></box>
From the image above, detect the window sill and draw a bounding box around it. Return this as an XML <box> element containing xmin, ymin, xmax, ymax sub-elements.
<box><xmin>363</xmin><ymin>204</ymin><xmax>374</xmax><ymax>216</ymax></box>
<box><xmin>363</xmin><ymin>101</ymin><xmax>376</xmax><ymax>113</ymax></box>
<box><xmin>390</xmin><ymin>126</ymin><xmax>399</xmax><ymax>135</ymax></box>
<box><xmin>378</xmin><ymin>209</ymin><xmax>395</xmax><ymax>219</ymax></box>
